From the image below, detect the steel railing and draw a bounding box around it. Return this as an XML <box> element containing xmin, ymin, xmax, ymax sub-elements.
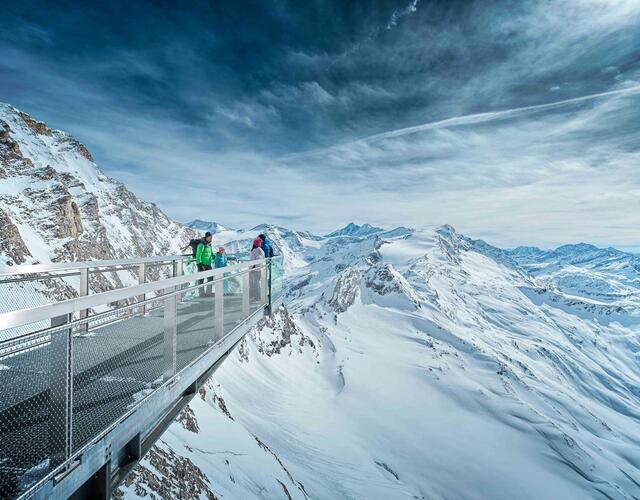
<box><xmin>0</xmin><ymin>255</ymin><xmax>283</xmax><ymax>499</ymax></box>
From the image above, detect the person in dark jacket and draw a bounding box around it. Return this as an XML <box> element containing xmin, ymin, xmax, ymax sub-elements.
<box><xmin>196</xmin><ymin>232</ymin><xmax>213</xmax><ymax>296</ymax></box>
<box><xmin>258</xmin><ymin>234</ymin><xmax>274</xmax><ymax>258</ymax></box>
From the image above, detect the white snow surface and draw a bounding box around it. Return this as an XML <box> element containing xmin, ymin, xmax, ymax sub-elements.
<box><xmin>118</xmin><ymin>224</ymin><xmax>640</xmax><ymax>499</ymax></box>
<box><xmin>2</xmin><ymin>107</ymin><xmax>639</xmax><ymax>498</ymax></box>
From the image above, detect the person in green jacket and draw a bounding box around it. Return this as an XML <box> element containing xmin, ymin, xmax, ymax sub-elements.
<box><xmin>196</xmin><ymin>232</ymin><xmax>213</xmax><ymax>296</ymax></box>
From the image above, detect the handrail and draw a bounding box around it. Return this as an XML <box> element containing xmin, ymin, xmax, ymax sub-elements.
<box><xmin>0</xmin><ymin>254</ymin><xmax>189</xmax><ymax>277</ymax></box>
<box><xmin>0</xmin><ymin>258</ymin><xmax>278</xmax><ymax>332</ymax></box>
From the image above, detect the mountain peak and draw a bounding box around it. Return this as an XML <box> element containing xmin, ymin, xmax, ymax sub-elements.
<box><xmin>325</xmin><ymin>222</ymin><xmax>385</xmax><ymax>238</ymax></box>
<box><xmin>186</xmin><ymin>220</ymin><xmax>232</xmax><ymax>233</ymax></box>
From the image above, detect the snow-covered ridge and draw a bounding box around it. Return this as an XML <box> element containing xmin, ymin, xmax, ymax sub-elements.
<box><xmin>0</xmin><ymin>102</ymin><xmax>194</xmax><ymax>267</ymax></box>
<box><xmin>2</xmin><ymin>106</ymin><xmax>639</xmax><ymax>499</ymax></box>
<box><xmin>117</xmin><ymin>223</ymin><xmax>640</xmax><ymax>499</ymax></box>
<box><xmin>466</xmin><ymin>235</ymin><xmax>640</xmax><ymax>313</ymax></box>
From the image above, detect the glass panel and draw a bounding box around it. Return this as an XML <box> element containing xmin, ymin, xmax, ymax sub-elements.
<box><xmin>0</xmin><ymin>330</ymin><xmax>55</xmax><ymax>498</ymax></box>
<box><xmin>250</xmin><ymin>264</ymin><xmax>265</xmax><ymax>314</ymax></box>
<box><xmin>269</xmin><ymin>256</ymin><xmax>284</xmax><ymax>305</ymax></box>
<box><xmin>176</xmin><ymin>286</ymin><xmax>215</xmax><ymax>372</ymax></box>
<box><xmin>223</xmin><ymin>269</ymin><xmax>244</xmax><ymax>337</ymax></box>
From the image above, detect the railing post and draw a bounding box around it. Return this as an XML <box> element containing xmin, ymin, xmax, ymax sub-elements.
<box><xmin>267</xmin><ymin>259</ymin><xmax>273</xmax><ymax>316</ymax></box>
<box><xmin>138</xmin><ymin>263</ymin><xmax>146</xmax><ymax>315</ymax></box>
<box><xmin>214</xmin><ymin>277</ymin><xmax>224</xmax><ymax>342</ymax></box>
<box><xmin>260</xmin><ymin>263</ymin><xmax>267</xmax><ymax>305</ymax></box>
<box><xmin>174</xmin><ymin>259</ymin><xmax>183</xmax><ymax>278</ymax></box>
<box><xmin>49</xmin><ymin>313</ymin><xmax>73</xmax><ymax>466</ymax></box>
<box><xmin>163</xmin><ymin>293</ymin><xmax>177</xmax><ymax>382</ymax></box>
<box><xmin>242</xmin><ymin>270</ymin><xmax>250</xmax><ymax>317</ymax></box>
<box><xmin>79</xmin><ymin>267</ymin><xmax>89</xmax><ymax>333</ymax></box>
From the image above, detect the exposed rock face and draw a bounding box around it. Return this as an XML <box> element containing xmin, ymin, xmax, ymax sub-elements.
<box><xmin>251</xmin><ymin>306</ymin><xmax>316</xmax><ymax>357</ymax></box>
<box><xmin>113</xmin><ymin>443</ymin><xmax>219</xmax><ymax>500</ymax></box>
<box><xmin>364</xmin><ymin>262</ymin><xmax>421</xmax><ymax>308</ymax></box>
<box><xmin>0</xmin><ymin>208</ymin><xmax>31</xmax><ymax>264</ymax></box>
<box><xmin>329</xmin><ymin>266</ymin><xmax>361</xmax><ymax>313</ymax></box>
<box><xmin>17</xmin><ymin>110</ymin><xmax>53</xmax><ymax>136</ymax></box>
<box><xmin>55</xmin><ymin>196</ymin><xmax>84</xmax><ymax>238</ymax></box>
<box><xmin>177</xmin><ymin>406</ymin><xmax>200</xmax><ymax>433</ymax></box>
<box><xmin>0</xmin><ymin>102</ymin><xmax>196</xmax><ymax>272</ymax></box>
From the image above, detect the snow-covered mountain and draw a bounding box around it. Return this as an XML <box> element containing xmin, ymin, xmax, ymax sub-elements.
<box><xmin>466</xmin><ymin>237</ymin><xmax>640</xmax><ymax>318</ymax></box>
<box><xmin>507</xmin><ymin>243</ymin><xmax>640</xmax><ymax>301</ymax></box>
<box><xmin>325</xmin><ymin>222</ymin><xmax>386</xmax><ymax>238</ymax></box>
<box><xmin>117</xmin><ymin>224</ymin><xmax>640</xmax><ymax>499</ymax></box>
<box><xmin>186</xmin><ymin>219</ymin><xmax>234</xmax><ymax>235</ymax></box>
<box><xmin>0</xmin><ymin>103</ymin><xmax>194</xmax><ymax>267</ymax></box>
<box><xmin>0</xmin><ymin>103</ymin><xmax>196</xmax><ymax>316</ymax></box>
<box><xmin>2</xmin><ymin>105</ymin><xmax>639</xmax><ymax>499</ymax></box>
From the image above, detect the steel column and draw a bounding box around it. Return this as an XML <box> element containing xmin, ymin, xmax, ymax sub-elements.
<box><xmin>174</xmin><ymin>259</ymin><xmax>183</xmax><ymax>278</ymax></box>
<box><xmin>266</xmin><ymin>259</ymin><xmax>273</xmax><ymax>315</ymax></box>
<box><xmin>50</xmin><ymin>313</ymin><xmax>73</xmax><ymax>466</ymax></box>
<box><xmin>78</xmin><ymin>268</ymin><xmax>89</xmax><ymax>333</ymax></box>
<box><xmin>214</xmin><ymin>279</ymin><xmax>224</xmax><ymax>341</ymax></box>
<box><xmin>163</xmin><ymin>294</ymin><xmax>177</xmax><ymax>382</ymax></box>
<box><xmin>260</xmin><ymin>264</ymin><xmax>267</xmax><ymax>304</ymax></box>
<box><xmin>137</xmin><ymin>263</ymin><xmax>146</xmax><ymax>315</ymax></box>
<box><xmin>242</xmin><ymin>271</ymin><xmax>250</xmax><ymax>316</ymax></box>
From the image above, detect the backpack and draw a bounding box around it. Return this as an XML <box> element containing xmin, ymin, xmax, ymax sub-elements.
<box><xmin>188</xmin><ymin>238</ymin><xmax>201</xmax><ymax>258</ymax></box>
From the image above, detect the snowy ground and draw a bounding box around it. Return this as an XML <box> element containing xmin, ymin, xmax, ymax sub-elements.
<box><xmin>118</xmin><ymin>223</ymin><xmax>640</xmax><ymax>499</ymax></box>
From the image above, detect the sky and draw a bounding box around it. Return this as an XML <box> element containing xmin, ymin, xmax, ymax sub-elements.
<box><xmin>0</xmin><ymin>0</ymin><xmax>639</xmax><ymax>249</ymax></box>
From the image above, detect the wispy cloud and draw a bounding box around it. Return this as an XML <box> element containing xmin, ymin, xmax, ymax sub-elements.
<box><xmin>0</xmin><ymin>0</ymin><xmax>639</xmax><ymax>247</ymax></box>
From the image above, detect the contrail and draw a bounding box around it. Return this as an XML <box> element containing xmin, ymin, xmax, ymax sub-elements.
<box><xmin>282</xmin><ymin>84</ymin><xmax>640</xmax><ymax>161</ymax></box>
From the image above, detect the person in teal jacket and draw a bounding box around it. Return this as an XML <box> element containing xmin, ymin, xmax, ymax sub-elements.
<box><xmin>214</xmin><ymin>246</ymin><xmax>231</xmax><ymax>294</ymax></box>
<box><xmin>213</xmin><ymin>247</ymin><xmax>227</xmax><ymax>268</ymax></box>
<box><xmin>196</xmin><ymin>232</ymin><xmax>213</xmax><ymax>296</ymax></box>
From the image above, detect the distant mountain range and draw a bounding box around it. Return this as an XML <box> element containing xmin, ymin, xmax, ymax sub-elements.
<box><xmin>1</xmin><ymin>104</ymin><xmax>639</xmax><ymax>499</ymax></box>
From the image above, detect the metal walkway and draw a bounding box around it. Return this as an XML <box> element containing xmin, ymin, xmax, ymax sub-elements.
<box><xmin>0</xmin><ymin>255</ymin><xmax>284</xmax><ymax>499</ymax></box>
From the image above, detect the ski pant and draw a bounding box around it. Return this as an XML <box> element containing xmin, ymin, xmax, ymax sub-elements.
<box><xmin>197</xmin><ymin>264</ymin><xmax>212</xmax><ymax>296</ymax></box>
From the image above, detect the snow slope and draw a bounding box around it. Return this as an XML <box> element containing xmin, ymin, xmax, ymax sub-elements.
<box><xmin>2</xmin><ymin>106</ymin><xmax>638</xmax><ymax>499</ymax></box>
<box><xmin>119</xmin><ymin>225</ymin><xmax>640</xmax><ymax>499</ymax></box>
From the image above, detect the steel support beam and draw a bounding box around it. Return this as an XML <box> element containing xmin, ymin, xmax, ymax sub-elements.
<box><xmin>214</xmin><ymin>278</ymin><xmax>224</xmax><ymax>341</ymax></box>
<box><xmin>138</xmin><ymin>263</ymin><xmax>146</xmax><ymax>315</ymax></box>
<box><xmin>163</xmin><ymin>294</ymin><xmax>177</xmax><ymax>382</ymax></box>
<box><xmin>49</xmin><ymin>313</ymin><xmax>73</xmax><ymax>467</ymax></box>
<box><xmin>78</xmin><ymin>268</ymin><xmax>89</xmax><ymax>333</ymax></box>
<box><xmin>242</xmin><ymin>271</ymin><xmax>250</xmax><ymax>316</ymax></box>
<box><xmin>260</xmin><ymin>264</ymin><xmax>267</xmax><ymax>304</ymax></box>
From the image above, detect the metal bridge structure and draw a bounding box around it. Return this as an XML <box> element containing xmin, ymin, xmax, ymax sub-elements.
<box><xmin>0</xmin><ymin>254</ymin><xmax>284</xmax><ymax>499</ymax></box>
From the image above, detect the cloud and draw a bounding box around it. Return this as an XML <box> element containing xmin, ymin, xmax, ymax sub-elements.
<box><xmin>385</xmin><ymin>0</ymin><xmax>420</xmax><ymax>30</ymax></box>
<box><xmin>1</xmin><ymin>0</ymin><xmax>639</xmax><ymax>247</ymax></box>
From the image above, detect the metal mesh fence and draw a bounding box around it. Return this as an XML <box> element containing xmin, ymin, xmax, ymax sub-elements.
<box><xmin>223</xmin><ymin>271</ymin><xmax>245</xmax><ymax>337</ymax></box>
<box><xmin>176</xmin><ymin>286</ymin><xmax>215</xmax><ymax>372</ymax></box>
<box><xmin>0</xmin><ymin>258</ymin><xmax>190</xmax><ymax>344</ymax></box>
<box><xmin>0</xmin><ymin>324</ymin><xmax>71</xmax><ymax>499</ymax></box>
<box><xmin>0</xmin><ymin>276</ymin><xmax>80</xmax><ymax>342</ymax></box>
<box><xmin>0</xmin><ymin>256</ymin><xmax>282</xmax><ymax>499</ymax></box>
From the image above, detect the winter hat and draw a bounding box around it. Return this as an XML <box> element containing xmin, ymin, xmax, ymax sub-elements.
<box><xmin>204</xmin><ymin>231</ymin><xmax>212</xmax><ymax>238</ymax></box>
<box><xmin>218</xmin><ymin>247</ymin><xmax>225</xmax><ymax>253</ymax></box>
<box><xmin>253</xmin><ymin>238</ymin><xmax>262</xmax><ymax>249</ymax></box>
